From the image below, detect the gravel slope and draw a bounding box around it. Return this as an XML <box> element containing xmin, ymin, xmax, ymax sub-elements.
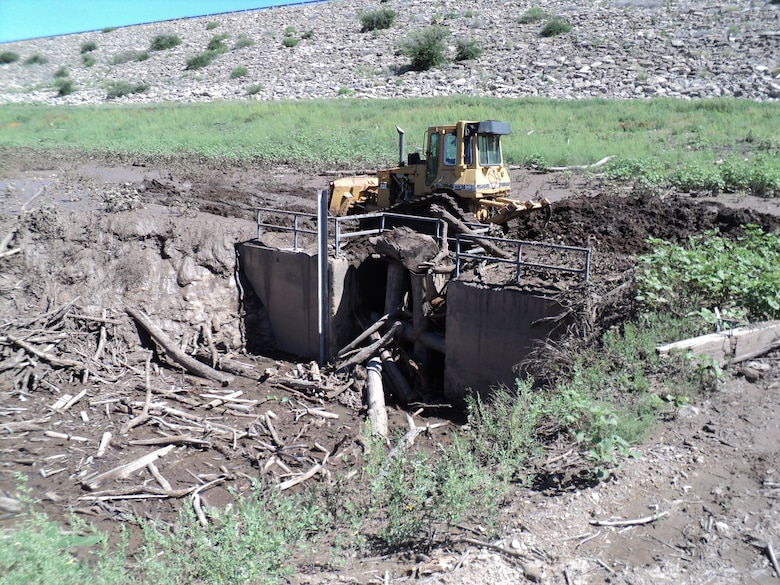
<box><xmin>0</xmin><ymin>0</ymin><xmax>778</xmax><ymax>105</ymax></box>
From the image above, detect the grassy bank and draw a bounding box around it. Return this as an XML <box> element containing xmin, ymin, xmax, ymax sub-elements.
<box><xmin>1</xmin><ymin>97</ymin><xmax>778</xmax><ymax>186</ymax></box>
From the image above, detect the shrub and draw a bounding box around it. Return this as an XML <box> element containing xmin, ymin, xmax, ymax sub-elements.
<box><xmin>284</xmin><ymin>25</ymin><xmax>297</xmax><ymax>36</ymax></box>
<box><xmin>106</xmin><ymin>81</ymin><xmax>149</xmax><ymax>99</ymax></box>
<box><xmin>53</xmin><ymin>78</ymin><xmax>75</xmax><ymax>97</ymax></box>
<box><xmin>150</xmin><ymin>33</ymin><xmax>181</xmax><ymax>51</ymax></box>
<box><xmin>301</xmin><ymin>30</ymin><xmax>314</xmax><ymax>40</ymax></box>
<box><xmin>540</xmin><ymin>17</ymin><xmax>572</xmax><ymax>37</ymax></box>
<box><xmin>359</xmin><ymin>8</ymin><xmax>396</xmax><ymax>32</ymax></box>
<box><xmin>234</xmin><ymin>34</ymin><xmax>254</xmax><ymax>49</ymax></box>
<box><xmin>101</xmin><ymin>26</ymin><xmax>118</xmax><ymax>33</ymax></box>
<box><xmin>53</xmin><ymin>66</ymin><xmax>69</xmax><ymax>78</ymax></box>
<box><xmin>282</xmin><ymin>37</ymin><xmax>298</xmax><ymax>48</ymax></box>
<box><xmin>338</xmin><ymin>87</ymin><xmax>355</xmax><ymax>96</ymax></box>
<box><xmin>399</xmin><ymin>26</ymin><xmax>450</xmax><ymax>71</ymax></box>
<box><xmin>110</xmin><ymin>50</ymin><xmax>148</xmax><ymax>64</ymax></box>
<box><xmin>80</xmin><ymin>41</ymin><xmax>97</xmax><ymax>53</ymax></box>
<box><xmin>0</xmin><ymin>51</ymin><xmax>20</xmax><ymax>64</ymax></box>
<box><xmin>207</xmin><ymin>33</ymin><xmax>230</xmax><ymax>53</ymax></box>
<box><xmin>230</xmin><ymin>66</ymin><xmax>248</xmax><ymax>79</ymax></box>
<box><xmin>455</xmin><ymin>39</ymin><xmax>482</xmax><ymax>61</ymax></box>
<box><xmin>24</xmin><ymin>54</ymin><xmax>48</xmax><ymax>65</ymax></box>
<box><xmin>519</xmin><ymin>7</ymin><xmax>547</xmax><ymax>24</ymax></box>
<box><xmin>246</xmin><ymin>84</ymin><xmax>262</xmax><ymax>95</ymax></box>
<box><xmin>206</xmin><ymin>21</ymin><xmax>220</xmax><ymax>30</ymax></box>
<box><xmin>185</xmin><ymin>50</ymin><xmax>218</xmax><ymax>70</ymax></box>
<box><xmin>637</xmin><ymin>225</ymin><xmax>780</xmax><ymax>321</ymax></box>
<box><xmin>82</xmin><ymin>54</ymin><xmax>96</xmax><ymax>67</ymax></box>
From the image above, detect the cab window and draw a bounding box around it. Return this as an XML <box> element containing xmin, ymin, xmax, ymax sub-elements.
<box><xmin>478</xmin><ymin>134</ymin><xmax>502</xmax><ymax>166</ymax></box>
<box><xmin>426</xmin><ymin>132</ymin><xmax>439</xmax><ymax>186</ymax></box>
<box><xmin>463</xmin><ymin>135</ymin><xmax>473</xmax><ymax>166</ymax></box>
<box><xmin>443</xmin><ymin>132</ymin><xmax>457</xmax><ymax>166</ymax></box>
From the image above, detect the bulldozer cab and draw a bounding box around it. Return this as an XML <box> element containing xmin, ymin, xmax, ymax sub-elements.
<box><xmin>420</xmin><ymin>120</ymin><xmax>511</xmax><ymax>198</ymax></box>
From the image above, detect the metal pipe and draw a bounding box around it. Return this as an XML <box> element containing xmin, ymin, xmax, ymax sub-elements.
<box><xmin>317</xmin><ymin>190</ymin><xmax>329</xmax><ymax>366</ymax></box>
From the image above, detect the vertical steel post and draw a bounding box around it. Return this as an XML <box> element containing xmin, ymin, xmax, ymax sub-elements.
<box><xmin>317</xmin><ymin>190</ymin><xmax>329</xmax><ymax>366</ymax></box>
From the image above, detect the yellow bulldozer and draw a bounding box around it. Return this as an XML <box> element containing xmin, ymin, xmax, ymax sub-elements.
<box><xmin>328</xmin><ymin>120</ymin><xmax>550</xmax><ymax>225</ymax></box>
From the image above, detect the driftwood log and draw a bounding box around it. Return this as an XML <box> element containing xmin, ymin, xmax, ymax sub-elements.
<box><xmin>125</xmin><ymin>305</ymin><xmax>234</xmax><ymax>386</ymax></box>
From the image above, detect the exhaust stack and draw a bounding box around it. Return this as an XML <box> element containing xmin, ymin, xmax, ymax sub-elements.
<box><xmin>396</xmin><ymin>126</ymin><xmax>405</xmax><ymax>167</ymax></box>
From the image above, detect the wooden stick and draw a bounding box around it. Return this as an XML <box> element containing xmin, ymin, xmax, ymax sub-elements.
<box><xmin>456</xmin><ymin>537</ymin><xmax>538</xmax><ymax>582</ymax></box>
<box><xmin>336</xmin><ymin>321</ymin><xmax>402</xmax><ymax>373</ymax></box>
<box><xmin>96</xmin><ymin>432</ymin><xmax>112</xmax><ymax>457</ymax></box>
<box><xmin>129</xmin><ymin>435</ymin><xmax>211</xmax><ymax>448</ymax></box>
<box><xmin>590</xmin><ymin>510</ymin><xmax>669</xmax><ymax>527</ymax></box>
<box><xmin>768</xmin><ymin>542</ymin><xmax>780</xmax><ymax>579</ymax></box>
<box><xmin>148</xmin><ymin>462</ymin><xmax>172</xmax><ymax>492</ymax></box>
<box><xmin>278</xmin><ymin>463</ymin><xmax>322</xmax><ymax>491</ymax></box>
<box><xmin>125</xmin><ymin>305</ymin><xmax>233</xmax><ymax>386</ymax></box>
<box><xmin>44</xmin><ymin>430</ymin><xmax>89</xmax><ymax>442</ymax></box>
<box><xmin>120</xmin><ymin>352</ymin><xmax>153</xmax><ymax>434</ymax></box>
<box><xmin>82</xmin><ymin>444</ymin><xmax>176</xmax><ymax>491</ymax></box>
<box><xmin>337</xmin><ymin>310</ymin><xmax>400</xmax><ymax>358</ymax></box>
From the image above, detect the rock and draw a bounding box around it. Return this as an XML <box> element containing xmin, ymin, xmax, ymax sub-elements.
<box><xmin>0</xmin><ymin>0</ymin><xmax>777</xmax><ymax>104</ymax></box>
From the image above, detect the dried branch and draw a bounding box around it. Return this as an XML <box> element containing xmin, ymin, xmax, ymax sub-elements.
<box><xmin>125</xmin><ymin>304</ymin><xmax>233</xmax><ymax>386</ymax></box>
<box><xmin>589</xmin><ymin>509</ymin><xmax>669</xmax><ymax>527</ymax></box>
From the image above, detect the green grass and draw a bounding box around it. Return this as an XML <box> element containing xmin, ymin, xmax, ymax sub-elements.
<box><xmin>0</xmin><ymin>98</ymin><xmax>777</xmax><ymax>187</ymax></box>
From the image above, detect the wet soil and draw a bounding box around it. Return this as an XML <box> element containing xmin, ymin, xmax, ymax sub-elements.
<box><xmin>1</xmin><ymin>149</ymin><xmax>779</xmax><ymax>584</ymax></box>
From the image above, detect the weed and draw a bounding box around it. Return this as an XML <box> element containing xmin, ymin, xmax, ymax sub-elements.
<box><xmin>82</xmin><ymin>54</ymin><xmax>96</xmax><ymax>67</ymax></box>
<box><xmin>23</xmin><ymin>54</ymin><xmax>48</xmax><ymax>65</ymax></box>
<box><xmin>637</xmin><ymin>225</ymin><xmax>780</xmax><ymax>321</ymax></box>
<box><xmin>53</xmin><ymin>78</ymin><xmax>76</xmax><ymax>97</ymax></box>
<box><xmin>399</xmin><ymin>26</ymin><xmax>450</xmax><ymax>71</ymax></box>
<box><xmin>137</xmin><ymin>483</ymin><xmax>326</xmax><ymax>583</ymax></box>
<box><xmin>53</xmin><ymin>66</ymin><xmax>69</xmax><ymax>78</ymax></box>
<box><xmin>0</xmin><ymin>51</ymin><xmax>20</xmax><ymax>64</ymax></box>
<box><xmin>207</xmin><ymin>33</ymin><xmax>230</xmax><ymax>53</ymax></box>
<box><xmin>282</xmin><ymin>37</ymin><xmax>299</xmax><ymax>48</ymax></box>
<box><xmin>455</xmin><ymin>39</ymin><xmax>483</xmax><ymax>61</ymax></box>
<box><xmin>360</xmin><ymin>8</ymin><xmax>396</xmax><ymax>32</ymax></box>
<box><xmin>338</xmin><ymin>87</ymin><xmax>355</xmax><ymax>96</ymax></box>
<box><xmin>110</xmin><ymin>50</ymin><xmax>148</xmax><ymax>64</ymax></box>
<box><xmin>540</xmin><ymin>17</ymin><xmax>572</xmax><ymax>37</ymax></box>
<box><xmin>670</xmin><ymin>160</ymin><xmax>725</xmax><ymax>194</ymax></box>
<box><xmin>234</xmin><ymin>33</ymin><xmax>255</xmax><ymax>49</ymax></box>
<box><xmin>185</xmin><ymin>50</ymin><xmax>219</xmax><ymax>70</ymax></box>
<box><xmin>301</xmin><ymin>30</ymin><xmax>314</xmax><ymax>40</ymax></box>
<box><xmin>206</xmin><ymin>21</ymin><xmax>220</xmax><ymax>30</ymax></box>
<box><xmin>246</xmin><ymin>84</ymin><xmax>263</xmax><ymax>95</ymax></box>
<box><xmin>101</xmin><ymin>26</ymin><xmax>118</xmax><ymax>33</ymax></box>
<box><xmin>519</xmin><ymin>7</ymin><xmax>547</xmax><ymax>24</ymax></box>
<box><xmin>105</xmin><ymin>81</ymin><xmax>149</xmax><ymax>100</ymax></box>
<box><xmin>284</xmin><ymin>25</ymin><xmax>297</xmax><ymax>36</ymax></box>
<box><xmin>150</xmin><ymin>33</ymin><xmax>181</xmax><ymax>51</ymax></box>
<box><xmin>230</xmin><ymin>66</ymin><xmax>248</xmax><ymax>79</ymax></box>
<box><xmin>80</xmin><ymin>41</ymin><xmax>98</xmax><ymax>53</ymax></box>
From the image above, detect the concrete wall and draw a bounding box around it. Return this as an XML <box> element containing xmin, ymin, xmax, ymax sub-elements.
<box><xmin>238</xmin><ymin>242</ymin><xmax>352</xmax><ymax>360</ymax></box>
<box><xmin>444</xmin><ymin>280</ymin><xmax>568</xmax><ymax>402</ymax></box>
<box><xmin>239</xmin><ymin>242</ymin><xmax>318</xmax><ymax>358</ymax></box>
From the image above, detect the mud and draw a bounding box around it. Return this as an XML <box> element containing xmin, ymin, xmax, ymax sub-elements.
<box><xmin>1</xmin><ymin>148</ymin><xmax>779</xmax><ymax>584</ymax></box>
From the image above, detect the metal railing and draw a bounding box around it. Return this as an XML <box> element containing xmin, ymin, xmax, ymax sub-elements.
<box><xmin>255</xmin><ymin>207</ymin><xmax>445</xmax><ymax>256</ymax></box>
<box><xmin>332</xmin><ymin>212</ymin><xmax>444</xmax><ymax>256</ymax></box>
<box><xmin>454</xmin><ymin>233</ymin><xmax>591</xmax><ymax>282</ymax></box>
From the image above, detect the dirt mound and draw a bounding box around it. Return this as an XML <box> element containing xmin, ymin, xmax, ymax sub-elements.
<box><xmin>513</xmin><ymin>192</ymin><xmax>780</xmax><ymax>255</ymax></box>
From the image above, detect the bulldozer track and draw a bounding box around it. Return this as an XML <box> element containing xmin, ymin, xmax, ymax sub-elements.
<box><xmin>386</xmin><ymin>192</ymin><xmax>469</xmax><ymax>222</ymax></box>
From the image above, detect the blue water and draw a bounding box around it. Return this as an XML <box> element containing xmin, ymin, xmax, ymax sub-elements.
<box><xmin>0</xmin><ymin>0</ymin><xmax>310</xmax><ymax>44</ymax></box>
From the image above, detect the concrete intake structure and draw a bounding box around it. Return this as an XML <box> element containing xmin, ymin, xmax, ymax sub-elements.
<box><xmin>237</xmin><ymin>211</ymin><xmax>586</xmax><ymax>401</ymax></box>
